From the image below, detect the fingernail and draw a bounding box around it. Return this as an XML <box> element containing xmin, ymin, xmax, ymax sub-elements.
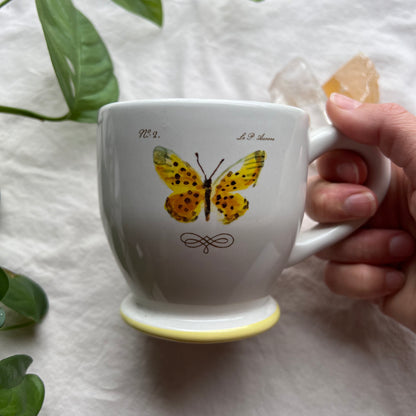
<box><xmin>385</xmin><ymin>271</ymin><xmax>405</xmax><ymax>291</ymax></box>
<box><xmin>389</xmin><ymin>234</ymin><xmax>415</xmax><ymax>258</ymax></box>
<box><xmin>343</xmin><ymin>192</ymin><xmax>377</xmax><ymax>217</ymax></box>
<box><xmin>330</xmin><ymin>93</ymin><xmax>362</xmax><ymax>111</ymax></box>
<box><xmin>336</xmin><ymin>162</ymin><xmax>360</xmax><ymax>183</ymax></box>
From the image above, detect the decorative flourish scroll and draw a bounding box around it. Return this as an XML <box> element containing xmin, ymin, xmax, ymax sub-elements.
<box><xmin>180</xmin><ymin>233</ymin><xmax>234</xmax><ymax>254</ymax></box>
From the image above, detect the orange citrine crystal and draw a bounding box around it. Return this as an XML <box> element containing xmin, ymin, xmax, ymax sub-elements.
<box><xmin>322</xmin><ymin>54</ymin><xmax>380</xmax><ymax>103</ymax></box>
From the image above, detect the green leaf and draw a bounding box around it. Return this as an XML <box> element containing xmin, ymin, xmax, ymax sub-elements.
<box><xmin>111</xmin><ymin>0</ymin><xmax>163</xmax><ymax>26</ymax></box>
<box><xmin>0</xmin><ymin>268</ymin><xmax>9</xmax><ymax>301</ymax></box>
<box><xmin>0</xmin><ymin>304</ymin><xmax>34</xmax><ymax>331</ymax></box>
<box><xmin>0</xmin><ymin>374</ymin><xmax>45</xmax><ymax>416</ymax></box>
<box><xmin>0</xmin><ymin>356</ymin><xmax>32</xmax><ymax>390</ymax></box>
<box><xmin>0</xmin><ymin>308</ymin><xmax>5</xmax><ymax>328</ymax></box>
<box><xmin>0</xmin><ymin>269</ymin><xmax>48</xmax><ymax>324</ymax></box>
<box><xmin>36</xmin><ymin>0</ymin><xmax>119</xmax><ymax>123</ymax></box>
<box><xmin>0</xmin><ymin>0</ymin><xmax>14</xmax><ymax>10</ymax></box>
<box><xmin>0</xmin><ymin>356</ymin><xmax>45</xmax><ymax>415</ymax></box>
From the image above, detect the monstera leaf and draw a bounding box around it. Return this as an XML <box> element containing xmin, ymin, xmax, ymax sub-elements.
<box><xmin>35</xmin><ymin>0</ymin><xmax>119</xmax><ymax>122</ymax></box>
<box><xmin>111</xmin><ymin>0</ymin><xmax>163</xmax><ymax>26</ymax></box>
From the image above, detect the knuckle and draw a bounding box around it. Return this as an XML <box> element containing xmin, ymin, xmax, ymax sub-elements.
<box><xmin>325</xmin><ymin>262</ymin><xmax>385</xmax><ymax>299</ymax></box>
<box><xmin>306</xmin><ymin>177</ymin><xmax>325</xmax><ymax>215</ymax></box>
<box><xmin>380</xmin><ymin>103</ymin><xmax>414</xmax><ymax>135</ymax></box>
<box><xmin>376</xmin><ymin>103</ymin><xmax>416</xmax><ymax>165</ymax></box>
<box><xmin>379</xmin><ymin>102</ymin><xmax>409</xmax><ymax>118</ymax></box>
<box><xmin>352</xmin><ymin>264</ymin><xmax>377</xmax><ymax>293</ymax></box>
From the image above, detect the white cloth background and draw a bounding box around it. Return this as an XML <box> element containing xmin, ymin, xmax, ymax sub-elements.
<box><xmin>1</xmin><ymin>0</ymin><xmax>416</xmax><ymax>415</ymax></box>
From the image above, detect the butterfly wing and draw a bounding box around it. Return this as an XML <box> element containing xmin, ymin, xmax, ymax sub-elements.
<box><xmin>153</xmin><ymin>146</ymin><xmax>205</xmax><ymax>223</ymax></box>
<box><xmin>211</xmin><ymin>150</ymin><xmax>266</xmax><ymax>224</ymax></box>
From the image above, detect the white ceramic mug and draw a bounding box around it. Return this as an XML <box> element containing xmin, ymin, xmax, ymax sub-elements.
<box><xmin>97</xmin><ymin>99</ymin><xmax>390</xmax><ymax>343</ymax></box>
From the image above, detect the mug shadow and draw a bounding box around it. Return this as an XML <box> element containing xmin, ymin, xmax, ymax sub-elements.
<box><xmin>141</xmin><ymin>336</ymin><xmax>243</xmax><ymax>410</ymax></box>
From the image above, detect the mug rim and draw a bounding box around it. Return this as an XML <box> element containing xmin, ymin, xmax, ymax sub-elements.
<box><xmin>98</xmin><ymin>98</ymin><xmax>306</xmax><ymax>117</ymax></box>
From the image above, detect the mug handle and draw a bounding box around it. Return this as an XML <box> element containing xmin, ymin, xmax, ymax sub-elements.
<box><xmin>286</xmin><ymin>125</ymin><xmax>391</xmax><ymax>267</ymax></box>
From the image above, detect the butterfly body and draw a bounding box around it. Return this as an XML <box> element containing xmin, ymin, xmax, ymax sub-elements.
<box><xmin>153</xmin><ymin>146</ymin><xmax>265</xmax><ymax>224</ymax></box>
<box><xmin>203</xmin><ymin>177</ymin><xmax>213</xmax><ymax>221</ymax></box>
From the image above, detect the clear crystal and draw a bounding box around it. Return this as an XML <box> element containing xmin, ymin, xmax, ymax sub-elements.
<box><xmin>269</xmin><ymin>57</ymin><xmax>330</xmax><ymax>131</ymax></box>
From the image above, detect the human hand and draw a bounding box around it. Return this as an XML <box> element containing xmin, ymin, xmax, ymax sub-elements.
<box><xmin>306</xmin><ymin>93</ymin><xmax>416</xmax><ymax>333</ymax></box>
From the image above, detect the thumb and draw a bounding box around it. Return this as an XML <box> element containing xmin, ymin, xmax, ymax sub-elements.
<box><xmin>327</xmin><ymin>93</ymin><xmax>416</xmax><ymax>189</ymax></box>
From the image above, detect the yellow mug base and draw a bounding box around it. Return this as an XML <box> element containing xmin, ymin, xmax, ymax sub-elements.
<box><xmin>120</xmin><ymin>294</ymin><xmax>280</xmax><ymax>344</ymax></box>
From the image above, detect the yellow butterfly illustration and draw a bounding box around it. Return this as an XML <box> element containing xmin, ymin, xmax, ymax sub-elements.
<box><xmin>153</xmin><ymin>146</ymin><xmax>266</xmax><ymax>224</ymax></box>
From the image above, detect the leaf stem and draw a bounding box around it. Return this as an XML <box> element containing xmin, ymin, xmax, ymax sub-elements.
<box><xmin>0</xmin><ymin>0</ymin><xmax>14</xmax><ymax>8</ymax></box>
<box><xmin>0</xmin><ymin>105</ymin><xmax>70</xmax><ymax>122</ymax></box>
<box><xmin>0</xmin><ymin>321</ymin><xmax>34</xmax><ymax>331</ymax></box>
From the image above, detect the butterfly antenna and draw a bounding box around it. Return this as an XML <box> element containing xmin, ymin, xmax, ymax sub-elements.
<box><xmin>195</xmin><ymin>152</ymin><xmax>208</xmax><ymax>180</ymax></box>
<box><xmin>209</xmin><ymin>158</ymin><xmax>225</xmax><ymax>180</ymax></box>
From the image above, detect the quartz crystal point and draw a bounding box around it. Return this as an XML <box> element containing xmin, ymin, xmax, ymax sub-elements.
<box><xmin>269</xmin><ymin>57</ymin><xmax>330</xmax><ymax>130</ymax></box>
<box><xmin>322</xmin><ymin>53</ymin><xmax>380</xmax><ymax>103</ymax></box>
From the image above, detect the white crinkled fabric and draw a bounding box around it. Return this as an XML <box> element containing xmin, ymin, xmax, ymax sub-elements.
<box><xmin>0</xmin><ymin>1</ymin><xmax>415</xmax><ymax>415</ymax></box>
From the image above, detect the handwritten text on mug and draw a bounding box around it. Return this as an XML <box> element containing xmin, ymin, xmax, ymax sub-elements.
<box><xmin>236</xmin><ymin>132</ymin><xmax>275</xmax><ymax>141</ymax></box>
<box><xmin>138</xmin><ymin>129</ymin><xmax>160</xmax><ymax>139</ymax></box>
